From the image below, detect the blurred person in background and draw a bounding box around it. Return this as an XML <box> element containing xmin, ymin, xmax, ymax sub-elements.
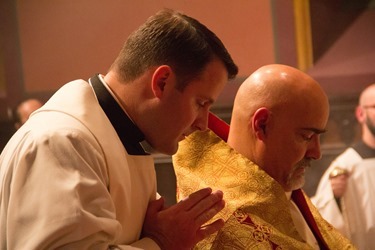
<box><xmin>0</xmin><ymin>98</ymin><xmax>43</xmax><ymax>152</ymax></box>
<box><xmin>312</xmin><ymin>83</ymin><xmax>375</xmax><ymax>249</ymax></box>
<box><xmin>13</xmin><ymin>98</ymin><xmax>43</xmax><ymax>129</ymax></box>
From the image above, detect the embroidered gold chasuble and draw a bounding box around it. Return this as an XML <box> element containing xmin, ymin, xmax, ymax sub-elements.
<box><xmin>173</xmin><ymin>130</ymin><xmax>355</xmax><ymax>250</ymax></box>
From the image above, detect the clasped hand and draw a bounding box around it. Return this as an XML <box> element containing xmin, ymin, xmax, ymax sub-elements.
<box><xmin>142</xmin><ymin>187</ymin><xmax>225</xmax><ymax>250</ymax></box>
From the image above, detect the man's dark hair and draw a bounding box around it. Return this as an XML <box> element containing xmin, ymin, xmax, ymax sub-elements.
<box><xmin>110</xmin><ymin>9</ymin><xmax>238</xmax><ymax>91</ymax></box>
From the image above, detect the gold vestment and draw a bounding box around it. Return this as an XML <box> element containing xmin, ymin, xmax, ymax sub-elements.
<box><xmin>173</xmin><ymin>130</ymin><xmax>355</xmax><ymax>249</ymax></box>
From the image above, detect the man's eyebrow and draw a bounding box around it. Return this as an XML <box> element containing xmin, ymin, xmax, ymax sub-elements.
<box><xmin>200</xmin><ymin>96</ymin><xmax>214</xmax><ymax>105</ymax></box>
<box><xmin>301</xmin><ymin>127</ymin><xmax>327</xmax><ymax>134</ymax></box>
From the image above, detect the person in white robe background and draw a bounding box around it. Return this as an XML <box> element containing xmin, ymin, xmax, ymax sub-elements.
<box><xmin>312</xmin><ymin>83</ymin><xmax>375</xmax><ymax>249</ymax></box>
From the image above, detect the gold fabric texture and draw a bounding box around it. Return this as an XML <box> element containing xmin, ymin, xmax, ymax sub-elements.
<box><xmin>173</xmin><ymin>130</ymin><xmax>355</xmax><ymax>249</ymax></box>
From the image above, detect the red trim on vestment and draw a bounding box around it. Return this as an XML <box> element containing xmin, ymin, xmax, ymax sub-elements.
<box><xmin>208</xmin><ymin>112</ymin><xmax>229</xmax><ymax>141</ymax></box>
<box><xmin>292</xmin><ymin>189</ymin><xmax>329</xmax><ymax>250</ymax></box>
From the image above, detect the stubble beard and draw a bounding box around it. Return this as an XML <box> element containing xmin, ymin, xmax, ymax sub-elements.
<box><xmin>366</xmin><ymin>115</ymin><xmax>375</xmax><ymax>137</ymax></box>
<box><xmin>285</xmin><ymin>159</ymin><xmax>311</xmax><ymax>191</ymax></box>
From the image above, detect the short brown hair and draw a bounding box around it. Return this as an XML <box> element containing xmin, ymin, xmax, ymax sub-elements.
<box><xmin>110</xmin><ymin>9</ymin><xmax>238</xmax><ymax>91</ymax></box>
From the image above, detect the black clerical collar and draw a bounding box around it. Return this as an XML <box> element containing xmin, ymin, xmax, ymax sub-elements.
<box><xmin>352</xmin><ymin>141</ymin><xmax>375</xmax><ymax>159</ymax></box>
<box><xmin>89</xmin><ymin>74</ymin><xmax>152</xmax><ymax>155</ymax></box>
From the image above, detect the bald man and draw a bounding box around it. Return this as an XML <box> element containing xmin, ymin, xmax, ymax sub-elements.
<box><xmin>14</xmin><ymin>98</ymin><xmax>43</xmax><ymax>129</ymax></box>
<box><xmin>312</xmin><ymin>84</ymin><xmax>375</xmax><ymax>249</ymax></box>
<box><xmin>173</xmin><ymin>64</ymin><xmax>354</xmax><ymax>249</ymax></box>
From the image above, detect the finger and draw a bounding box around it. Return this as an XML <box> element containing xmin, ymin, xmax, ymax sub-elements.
<box><xmin>196</xmin><ymin>219</ymin><xmax>225</xmax><ymax>242</ymax></box>
<box><xmin>188</xmin><ymin>190</ymin><xmax>224</xmax><ymax>218</ymax></box>
<box><xmin>179</xmin><ymin>187</ymin><xmax>213</xmax><ymax>211</ymax></box>
<box><xmin>194</xmin><ymin>199</ymin><xmax>225</xmax><ymax>226</ymax></box>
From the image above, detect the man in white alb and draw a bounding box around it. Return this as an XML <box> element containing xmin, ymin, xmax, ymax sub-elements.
<box><xmin>312</xmin><ymin>83</ymin><xmax>375</xmax><ymax>249</ymax></box>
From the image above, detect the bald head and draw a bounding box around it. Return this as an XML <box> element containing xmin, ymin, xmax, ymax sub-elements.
<box><xmin>359</xmin><ymin>84</ymin><xmax>375</xmax><ymax>107</ymax></box>
<box><xmin>228</xmin><ymin>64</ymin><xmax>329</xmax><ymax>191</ymax></box>
<box><xmin>356</xmin><ymin>83</ymin><xmax>375</xmax><ymax>147</ymax></box>
<box><xmin>15</xmin><ymin>98</ymin><xmax>43</xmax><ymax>129</ymax></box>
<box><xmin>231</xmin><ymin>64</ymin><xmax>327</xmax><ymax>126</ymax></box>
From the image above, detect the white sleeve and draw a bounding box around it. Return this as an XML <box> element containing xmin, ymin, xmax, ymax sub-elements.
<box><xmin>1</xmin><ymin>129</ymin><xmax>159</xmax><ymax>250</ymax></box>
<box><xmin>311</xmin><ymin>148</ymin><xmax>361</xmax><ymax>237</ymax></box>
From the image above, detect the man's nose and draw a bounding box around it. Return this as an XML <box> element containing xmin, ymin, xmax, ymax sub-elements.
<box><xmin>307</xmin><ymin>135</ymin><xmax>322</xmax><ymax>160</ymax></box>
<box><xmin>194</xmin><ymin>109</ymin><xmax>209</xmax><ymax>131</ymax></box>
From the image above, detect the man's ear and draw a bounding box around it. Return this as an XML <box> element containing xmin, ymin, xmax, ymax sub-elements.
<box><xmin>252</xmin><ymin>107</ymin><xmax>270</xmax><ymax>139</ymax></box>
<box><xmin>355</xmin><ymin>105</ymin><xmax>366</xmax><ymax>124</ymax></box>
<box><xmin>151</xmin><ymin>65</ymin><xmax>172</xmax><ymax>98</ymax></box>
